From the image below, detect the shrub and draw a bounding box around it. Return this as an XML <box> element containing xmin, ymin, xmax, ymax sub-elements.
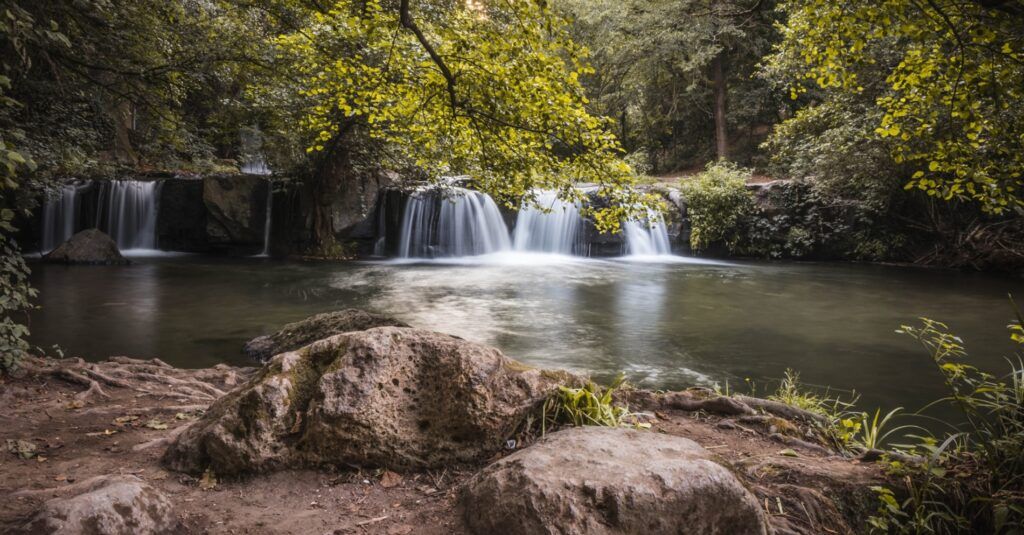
<box><xmin>868</xmin><ymin>313</ymin><xmax>1024</xmax><ymax>533</ymax></box>
<box><xmin>0</xmin><ymin>214</ymin><xmax>36</xmax><ymax>375</ymax></box>
<box><xmin>679</xmin><ymin>161</ymin><xmax>754</xmax><ymax>251</ymax></box>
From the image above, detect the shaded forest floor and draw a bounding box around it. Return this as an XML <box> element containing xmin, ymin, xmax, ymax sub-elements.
<box><xmin>1</xmin><ymin>358</ymin><xmax>884</xmax><ymax>534</ymax></box>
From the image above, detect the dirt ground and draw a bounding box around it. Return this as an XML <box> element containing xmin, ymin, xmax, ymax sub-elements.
<box><xmin>0</xmin><ymin>358</ymin><xmax>885</xmax><ymax>534</ymax></box>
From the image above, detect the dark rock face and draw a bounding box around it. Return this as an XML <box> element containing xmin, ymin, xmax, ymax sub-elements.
<box><xmin>14</xmin><ymin>475</ymin><xmax>178</xmax><ymax>535</ymax></box>
<box><xmin>460</xmin><ymin>426</ymin><xmax>769</xmax><ymax>535</ymax></box>
<box><xmin>203</xmin><ymin>175</ymin><xmax>269</xmax><ymax>249</ymax></box>
<box><xmin>44</xmin><ymin>229</ymin><xmax>128</xmax><ymax>265</ymax></box>
<box><xmin>156</xmin><ymin>178</ymin><xmax>207</xmax><ymax>252</ymax></box>
<box><xmin>164</xmin><ymin>327</ymin><xmax>577</xmax><ymax>475</ymax></box>
<box><xmin>243</xmin><ymin>309</ymin><xmax>410</xmax><ymax>361</ymax></box>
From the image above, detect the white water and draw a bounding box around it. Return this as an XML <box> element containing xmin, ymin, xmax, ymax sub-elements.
<box><xmin>241</xmin><ymin>157</ymin><xmax>271</xmax><ymax>176</ymax></box>
<box><xmin>623</xmin><ymin>217</ymin><xmax>672</xmax><ymax>256</ymax></box>
<box><xmin>41</xmin><ymin>180</ymin><xmax>162</xmax><ymax>252</ymax></box>
<box><xmin>397</xmin><ymin>187</ymin><xmax>511</xmax><ymax>258</ymax></box>
<box><xmin>258</xmin><ymin>182</ymin><xmax>272</xmax><ymax>257</ymax></box>
<box><xmin>41</xmin><ymin>183</ymin><xmax>85</xmax><ymax>252</ymax></box>
<box><xmin>511</xmin><ymin>190</ymin><xmax>585</xmax><ymax>255</ymax></box>
<box><xmin>384</xmin><ymin>186</ymin><xmax>679</xmax><ymax>260</ymax></box>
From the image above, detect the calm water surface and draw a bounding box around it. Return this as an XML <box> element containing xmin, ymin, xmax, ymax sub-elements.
<box><xmin>28</xmin><ymin>253</ymin><xmax>1023</xmax><ymax>416</ymax></box>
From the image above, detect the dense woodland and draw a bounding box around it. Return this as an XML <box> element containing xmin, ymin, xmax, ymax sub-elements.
<box><xmin>0</xmin><ymin>0</ymin><xmax>1021</xmax><ymax>266</ymax></box>
<box><xmin>1</xmin><ymin>2</ymin><xmax>1024</xmax><ymax>534</ymax></box>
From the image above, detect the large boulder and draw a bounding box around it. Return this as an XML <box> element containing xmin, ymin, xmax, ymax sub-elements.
<box><xmin>13</xmin><ymin>475</ymin><xmax>178</xmax><ymax>535</ymax></box>
<box><xmin>243</xmin><ymin>309</ymin><xmax>409</xmax><ymax>361</ymax></box>
<box><xmin>44</xmin><ymin>229</ymin><xmax>128</xmax><ymax>265</ymax></box>
<box><xmin>460</xmin><ymin>427</ymin><xmax>769</xmax><ymax>535</ymax></box>
<box><xmin>164</xmin><ymin>327</ymin><xmax>576</xmax><ymax>475</ymax></box>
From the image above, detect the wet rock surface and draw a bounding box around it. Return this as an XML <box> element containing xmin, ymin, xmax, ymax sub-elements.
<box><xmin>243</xmin><ymin>309</ymin><xmax>409</xmax><ymax>361</ymax></box>
<box><xmin>460</xmin><ymin>426</ymin><xmax>769</xmax><ymax>535</ymax></box>
<box><xmin>165</xmin><ymin>327</ymin><xmax>577</xmax><ymax>475</ymax></box>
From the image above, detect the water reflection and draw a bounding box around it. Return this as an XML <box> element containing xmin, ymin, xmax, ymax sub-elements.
<box><xmin>28</xmin><ymin>256</ymin><xmax>1022</xmax><ymax>414</ymax></box>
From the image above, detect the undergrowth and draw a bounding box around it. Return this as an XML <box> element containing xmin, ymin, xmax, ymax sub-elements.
<box><xmin>538</xmin><ymin>374</ymin><xmax>648</xmax><ymax>434</ymax></box>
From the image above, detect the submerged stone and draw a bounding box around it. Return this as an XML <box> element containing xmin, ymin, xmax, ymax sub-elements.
<box><xmin>44</xmin><ymin>229</ymin><xmax>129</xmax><ymax>265</ymax></box>
<box><xmin>242</xmin><ymin>309</ymin><xmax>409</xmax><ymax>361</ymax></box>
<box><xmin>165</xmin><ymin>326</ymin><xmax>576</xmax><ymax>475</ymax></box>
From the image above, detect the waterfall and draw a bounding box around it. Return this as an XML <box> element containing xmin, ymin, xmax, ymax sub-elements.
<box><xmin>96</xmin><ymin>181</ymin><xmax>161</xmax><ymax>250</ymax></box>
<box><xmin>41</xmin><ymin>183</ymin><xmax>86</xmax><ymax>253</ymax></box>
<box><xmin>259</xmin><ymin>181</ymin><xmax>272</xmax><ymax>257</ymax></box>
<box><xmin>397</xmin><ymin>187</ymin><xmax>511</xmax><ymax>258</ymax></box>
<box><xmin>240</xmin><ymin>156</ymin><xmax>271</xmax><ymax>176</ymax></box>
<box><xmin>511</xmin><ymin>190</ymin><xmax>585</xmax><ymax>255</ymax></box>
<box><xmin>623</xmin><ymin>217</ymin><xmax>672</xmax><ymax>256</ymax></box>
<box><xmin>41</xmin><ymin>180</ymin><xmax>161</xmax><ymax>252</ymax></box>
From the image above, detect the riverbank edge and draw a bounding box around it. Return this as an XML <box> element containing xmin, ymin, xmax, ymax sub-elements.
<box><xmin>1</xmin><ymin>351</ymin><xmax>888</xmax><ymax>534</ymax></box>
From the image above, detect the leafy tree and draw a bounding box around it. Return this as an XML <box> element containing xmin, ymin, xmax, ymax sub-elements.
<box><xmin>558</xmin><ymin>0</ymin><xmax>780</xmax><ymax>171</ymax></box>
<box><xmin>768</xmin><ymin>0</ymin><xmax>1024</xmax><ymax>214</ymax></box>
<box><xmin>266</xmin><ymin>0</ymin><xmax>650</xmax><ymax>248</ymax></box>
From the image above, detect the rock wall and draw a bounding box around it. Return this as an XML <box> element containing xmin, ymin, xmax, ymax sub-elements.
<box><xmin>203</xmin><ymin>175</ymin><xmax>269</xmax><ymax>251</ymax></box>
<box><xmin>156</xmin><ymin>178</ymin><xmax>207</xmax><ymax>252</ymax></box>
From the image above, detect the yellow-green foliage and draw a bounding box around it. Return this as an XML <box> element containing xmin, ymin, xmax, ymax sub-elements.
<box><xmin>269</xmin><ymin>0</ymin><xmax>655</xmax><ymax>231</ymax></box>
<box><xmin>678</xmin><ymin>161</ymin><xmax>753</xmax><ymax>250</ymax></box>
<box><xmin>543</xmin><ymin>374</ymin><xmax>638</xmax><ymax>431</ymax></box>
<box><xmin>867</xmin><ymin>314</ymin><xmax>1024</xmax><ymax>533</ymax></box>
<box><xmin>770</xmin><ymin>0</ymin><xmax>1024</xmax><ymax>213</ymax></box>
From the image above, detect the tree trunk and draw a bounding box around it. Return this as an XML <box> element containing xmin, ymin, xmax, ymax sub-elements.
<box><xmin>712</xmin><ymin>53</ymin><xmax>728</xmax><ymax>160</ymax></box>
<box><xmin>309</xmin><ymin>127</ymin><xmax>355</xmax><ymax>253</ymax></box>
<box><xmin>110</xmin><ymin>99</ymin><xmax>138</xmax><ymax>165</ymax></box>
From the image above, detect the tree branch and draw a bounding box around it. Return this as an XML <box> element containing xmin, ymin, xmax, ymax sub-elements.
<box><xmin>398</xmin><ymin>0</ymin><xmax>458</xmax><ymax>111</ymax></box>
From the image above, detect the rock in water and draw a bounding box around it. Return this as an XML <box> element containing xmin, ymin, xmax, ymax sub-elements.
<box><xmin>165</xmin><ymin>327</ymin><xmax>576</xmax><ymax>475</ymax></box>
<box><xmin>243</xmin><ymin>309</ymin><xmax>409</xmax><ymax>361</ymax></box>
<box><xmin>44</xmin><ymin>229</ymin><xmax>129</xmax><ymax>265</ymax></box>
<box><xmin>460</xmin><ymin>427</ymin><xmax>769</xmax><ymax>535</ymax></box>
<box><xmin>14</xmin><ymin>475</ymin><xmax>178</xmax><ymax>534</ymax></box>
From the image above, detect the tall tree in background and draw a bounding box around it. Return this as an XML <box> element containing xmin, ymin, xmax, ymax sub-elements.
<box><xmin>559</xmin><ymin>0</ymin><xmax>779</xmax><ymax>172</ymax></box>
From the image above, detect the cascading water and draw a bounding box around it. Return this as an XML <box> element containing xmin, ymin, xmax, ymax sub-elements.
<box><xmin>511</xmin><ymin>190</ymin><xmax>586</xmax><ymax>255</ymax></box>
<box><xmin>41</xmin><ymin>182</ymin><xmax>86</xmax><ymax>253</ymax></box>
<box><xmin>623</xmin><ymin>216</ymin><xmax>673</xmax><ymax>256</ymax></box>
<box><xmin>258</xmin><ymin>181</ymin><xmax>272</xmax><ymax>257</ymax></box>
<box><xmin>96</xmin><ymin>180</ymin><xmax>161</xmax><ymax>250</ymax></box>
<box><xmin>41</xmin><ymin>180</ymin><xmax>162</xmax><ymax>252</ymax></box>
<box><xmin>397</xmin><ymin>187</ymin><xmax>511</xmax><ymax>258</ymax></box>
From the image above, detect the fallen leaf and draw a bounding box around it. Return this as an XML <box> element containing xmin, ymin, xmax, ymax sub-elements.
<box><xmin>144</xmin><ymin>420</ymin><xmax>168</xmax><ymax>430</ymax></box>
<box><xmin>174</xmin><ymin>412</ymin><xmax>192</xmax><ymax>420</ymax></box>
<box><xmin>380</xmin><ymin>470</ymin><xmax>402</xmax><ymax>488</ymax></box>
<box><xmin>36</xmin><ymin>455</ymin><xmax>47</xmax><ymax>463</ymax></box>
<box><xmin>114</xmin><ymin>415</ymin><xmax>140</xmax><ymax>425</ymax></box>
<box><xmin>64</xmin><ymin>400</ymin><xmax>85</xmax><ymax>410</ymax></box>
<box><xmin>149</xmin><ymin>471</ymin><xmax>169</xmax><ymax>481</ymax></box>
<box><xmin>199</xmin><ymin>468</ymin><xmax>217</xmax><ymax>491</ymax></box>
<box><xmin>778</xmin><ymin>448</ymin><xmax>799</xmax><ymax>458</ymax></box>
<box><xmin>6</xmin><ymin>439</ymin><xmax>37</xmax><ymax>459</ymax></box>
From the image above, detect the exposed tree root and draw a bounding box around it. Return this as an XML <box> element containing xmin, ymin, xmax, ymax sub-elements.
<box><xmin>18</xmin><ymin>356</ymin><xmax>253</xmax><ymax>405</ymax></box>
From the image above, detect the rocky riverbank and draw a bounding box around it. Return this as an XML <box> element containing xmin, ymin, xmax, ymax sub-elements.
<box><xmin>1</xmin><ymin>313</ymin><xmax>885</xmax><ymax>534</ymax></box>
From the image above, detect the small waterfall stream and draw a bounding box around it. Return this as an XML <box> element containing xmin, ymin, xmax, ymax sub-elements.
<box><xmin>511</xmin><ymin>191</ymin><xmax>585</xmax><ymax>255</ymax></box>
<box><xmin>623</xmin><ymin>217</ymin><xmax>672</xmax><ymax>256</ymax></box>
<box><xmin>258</xmin><ymin>181</ymin><xmax>273</xmax><ymax>257</ymax></box>
<box><xmin>397</xmin><ymin>187</ymin><xmax>512</xmax><ymax>258</ymax></box>
<box><xmin>41</xmin><ymin>180</ymin><xmax>162</xmax><ymax>252</ymax></box>
<box><xmin>41</xmin><ymin>182</ymin><xmax>85</xmax><ymax>252</ymax></box>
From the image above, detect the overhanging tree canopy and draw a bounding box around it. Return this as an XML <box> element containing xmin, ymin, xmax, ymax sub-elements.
<box><xmin>269</xmin><ymin>0</ymin><xmax>655</xmax><ymax>232</ymax></box>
